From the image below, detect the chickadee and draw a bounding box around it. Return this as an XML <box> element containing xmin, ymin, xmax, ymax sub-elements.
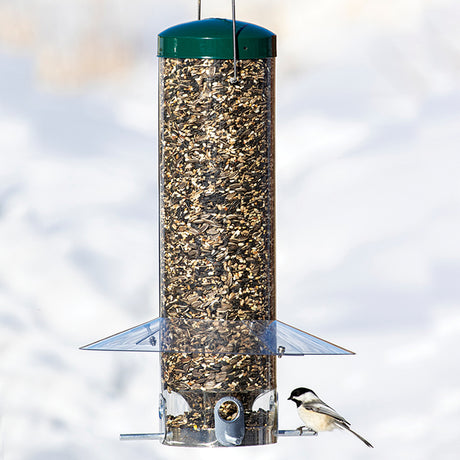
<box><xmin>288</xmin><ymin>387</ymin><xmax>373</xmax><ymax>448</ymax></box>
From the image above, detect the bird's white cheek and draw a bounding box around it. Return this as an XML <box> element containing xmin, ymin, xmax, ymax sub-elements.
<box><xmin>298</xmin><ymin>408</ymin><xmax>335</xmax><ymax>432</ymax></box>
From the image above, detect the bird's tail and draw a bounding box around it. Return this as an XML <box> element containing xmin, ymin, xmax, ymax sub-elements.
<box><xmin>336</xmin><ymin>422</ymin><xmax>373</xmax><ymax>448</ymax></box>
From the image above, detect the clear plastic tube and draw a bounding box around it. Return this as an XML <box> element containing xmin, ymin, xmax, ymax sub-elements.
<box><xmin>159</xmin><ymin>57</ymin><xmax>276</xmax><ymax>446</ymax></box>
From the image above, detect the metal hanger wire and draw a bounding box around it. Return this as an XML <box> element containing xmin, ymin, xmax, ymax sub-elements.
<box><xmin>197</xmin><ymin>0</ymin><xmax>238</xmax><ymax>82</ymax></box>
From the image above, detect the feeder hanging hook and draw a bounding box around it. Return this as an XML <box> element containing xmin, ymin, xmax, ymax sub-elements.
<box><xmin>198</xmin><ymin>0</ymin><xmax>238</xmax><ymax>82</ymax></box>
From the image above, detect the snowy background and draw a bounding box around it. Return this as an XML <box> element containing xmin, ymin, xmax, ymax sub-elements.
<box><xmin>1</xmin><ymin>0</ymin><xmax>460</xmax><ymax>459</ymax></box>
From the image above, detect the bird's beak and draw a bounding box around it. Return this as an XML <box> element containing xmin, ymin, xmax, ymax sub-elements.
<box><xmin>287</xmin><ymin>396</ymin><xmax>292</xmax><ymax>401</ymax></box>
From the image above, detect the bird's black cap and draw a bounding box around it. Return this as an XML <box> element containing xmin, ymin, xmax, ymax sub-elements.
<box><xmin>288</xmin><ymin>387</ymin><xmax>314</xmax><ymax>400</ymax></box>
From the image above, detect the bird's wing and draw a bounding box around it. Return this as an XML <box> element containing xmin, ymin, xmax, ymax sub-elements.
<box><xmin>302</xmin><ymin>400</ymin><xmax>350</xmax><ymax>426</ymax></box>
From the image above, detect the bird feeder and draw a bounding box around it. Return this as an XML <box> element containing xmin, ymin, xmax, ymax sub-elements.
<box><xmin>82</xmin><ymin>3</ymin><xmax>353</xmax><ymax>448</ymax></box>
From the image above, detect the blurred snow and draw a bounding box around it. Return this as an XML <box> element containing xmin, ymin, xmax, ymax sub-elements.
<box><xmin>1</xmin><ymin>0</ymin><xmax>460</xmax><ymax>459</ymax></box>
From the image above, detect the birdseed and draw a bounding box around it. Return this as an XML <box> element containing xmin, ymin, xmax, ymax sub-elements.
<box><xmin>159</xmin><ymin>57</ymin><xmax>276</xmax><ymax>446</ymax></box>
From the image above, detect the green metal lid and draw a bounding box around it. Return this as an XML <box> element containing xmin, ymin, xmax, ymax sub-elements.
<box><xmin>158</xmin><ymin>18</ymin><xmax>276</xmax><ymax>59</ymax></box>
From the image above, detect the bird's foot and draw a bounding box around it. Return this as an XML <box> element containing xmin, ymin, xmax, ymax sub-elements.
<box><xmin>296</xmin><ymin>426</ymin><xmax>318</xmax><ymax>436</ymax></box>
